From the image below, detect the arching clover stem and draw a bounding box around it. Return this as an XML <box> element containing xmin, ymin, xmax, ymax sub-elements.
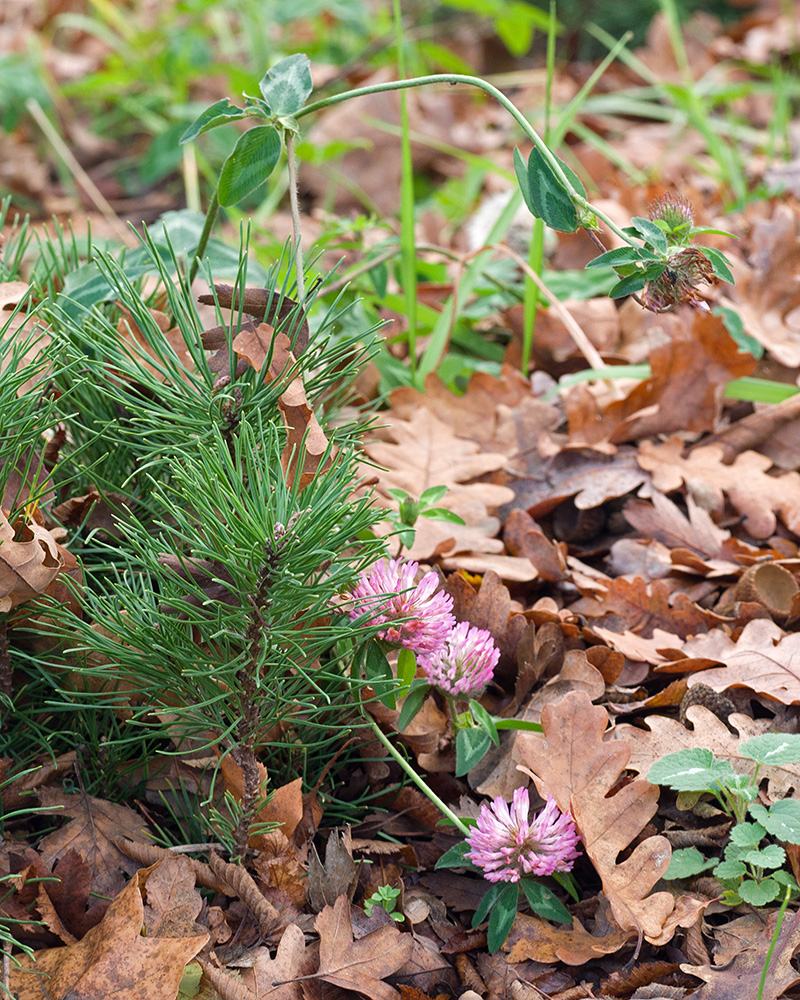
<box><xmin>295</xmin><ymin>74</ymin><xmax>634</xmax><ymax>247</ymax></box>
<box><xmin>366</xmin><ymin>715</ymin><xmax>471</xmax><ymax>837</ymax></box>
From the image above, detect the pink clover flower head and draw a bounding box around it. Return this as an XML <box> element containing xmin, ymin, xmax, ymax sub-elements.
<box><xmin>420</xmin><ymin>620</ymin><xmax>499</xmax><ymax>698</ymax></box>
<box><xmin>349</xmin><ymin>557</ymin><xmax>455</xmax><ymax>655</ymax></box>
<box><xmin>465</xmin><ymin>787</ymin><xmax>581</xmax><ymax>883</ymax></box>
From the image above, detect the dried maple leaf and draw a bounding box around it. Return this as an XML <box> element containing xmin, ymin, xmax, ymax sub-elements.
<box><xmin>10</xmin><ymin>861</ymin><xmax>208</xmax><ymax>1000</ymax></box>
<box><xmin>637</xmin><ymin>436</ymin><xmax>800</xmax><ymax>539</ymax></box>
<box><xmin>517</xmin><ymin>692</ymin><xmax>703</xmax><ymax>945</ymax></box>
<box><xmin>618</xmin><ymin>705</ymin><xmax>800</xmax><ymax>803</ymax></box>
<box><xmin>312</xmin><ymin>895</ymin><xmax>413</xmax><ymax>1000</ymax></box>
<box><xmin>680</xmin><ymin>618</ymin><xmax>800</xmax><ymax>704</ymax></box>
<box><xmin>35</xmin><ymin>787</ymin><xmax>150</xmax><ymax>898</ymax></box>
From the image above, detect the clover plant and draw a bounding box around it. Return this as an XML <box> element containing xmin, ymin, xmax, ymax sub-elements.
<box><xmin>648</xmin><ymin>735</ymin><xmax>800</xmax><ymax>906</ymax></box>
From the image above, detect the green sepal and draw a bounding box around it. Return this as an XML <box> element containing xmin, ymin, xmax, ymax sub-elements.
<box><xmin>397</xmin><ymin>678</ymin><xmax>431</xmax><ymax>730</ymax></box>
<box><xmin>363</xmin><ymin>639</ymin><xmax>396</xmax><ymax>710</ymax></box>
<box><xmin>629</xmin><ymin>216</ymin><xmax>668</xmax><ymax>253</ymax></box>
<box><xmin>472</xmin><ymin>881</ymin><xmax>505</xmax><ymax>928</ymax></box>
<box><xmin>435</xmin><ymin>840</ymin><xmax>474</xmax><ymax>869</ymax></box>
<box><xmin>608</xmin><ymin>272</ymin><xmax>647</xmax><ymax>298</ymax></box>
<box><xmin>469</xmin><ymin>700</ymin><xmax>499</xmax><ymax>745</ymax></box>
<box><xmin>702</xmin><ymin>246</ymin><xmax>734</xmax><ymax>283</ymax></box>
<box><xmin>585</xmin><ymin>246</ymin><xmax>659</xmax><ymax>269</ymax></box>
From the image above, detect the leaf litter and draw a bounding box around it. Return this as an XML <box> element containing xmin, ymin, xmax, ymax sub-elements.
<box><xmin>9</xmin><ymin>3</ymin><xmax>800</xmax><ymax>1000</ymax></box>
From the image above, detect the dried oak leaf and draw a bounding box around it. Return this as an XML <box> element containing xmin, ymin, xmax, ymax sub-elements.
<box><xmin>637</xmin><ymin>437</ymin><xmax>800</xmax><ymax>539</ymax></box>
<box><xmin>362</xmin><ymin>408</ymin><xmax>532</xmax><ymax>580</ymax></box>
<box><xmin>682</xmin><ymin>906</ymin><xmax>800</xmax><ymax>1000</ymax></box>
<box><xmin>680</xmin><ymin>618</ymin><xmax>800</xmax><ymax>704</ymax></box>
<box><xmin>35</xmin><ymin>787</ymin><xmax>149</xmax><ymax>899</ymax></box>
<box><xmin>240</xmin><ymin>923</ymin><xmax>311</xmax><ymax>999</ymax></box>
<box><xmin>517</xmin><ymin>692</ymin><xmax>704</xmax><ymax>945</ymax></box>
<box><xmin>232</xmin><ymin>326</ymin><xmax>330</xmax><ymax>489</ymax></box>
<box><xmin>571</xmin><ymin>576</ymin><xmax>725</xmax><ymax>639</ymax></box>
<box><xmin>1</xmin><ymin>280</ymin><xmax>52</xmax><ymax>395</ymax></box>
<box><xmin>312</xmin><ymin>895</ymin><xmax>414</xmax><ymax>1000</ymax></box>
<box><xmin>720</xmin><ymin>204</ymin><xmax>800</xmax><ymax>367</ymax></box>
<box><xmin>387</xmin><ymin>365</ymin><xmax>559</xmax><ymax>452</ymax></box>
<box><xmin>10</xmin><ymin>861</ymin><xmax>208</xmax><ymax>1000</ymax></box>
<box><xmin>566</xmin><ymin>312</ymin><xmax>755</xmax><ymax>446</ymax></box>
<box><xmin>0</xmin><ymin>510</ymin><xmax>63</xmax><ymax>613</ymax></box>
<box><xmin>617</xmin><ymin>705</ymin><xmax>800</xmax><ymax>803</ymax></box>
<box><xmin>501</xmin><ymin>446</ymin><xmax>649</xmax><ymax>522</ymax></box>
<box><xmin>623</xmin><ymin>490</ymin><xmax>759</xmax><ymax>576</ymax></box>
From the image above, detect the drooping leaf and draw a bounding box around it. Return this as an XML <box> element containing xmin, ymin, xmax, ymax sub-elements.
<box><xmin>525</xmin><ymin>148</ymin><xmax>581</xmax><ymax>232</ymax></box>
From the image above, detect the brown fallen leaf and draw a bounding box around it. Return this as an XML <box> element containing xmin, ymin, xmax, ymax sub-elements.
<box><xmin>680</xmin><ymin>618</ymin><xmax>800</xmax><ymax>704</ymax></box>
<box><xmin>10</xmin><ymin>861</ymin><xmax>208</xmax><ymax>1000</ymax></box>
<box><xmin>362</xmin><ymin>408</ymin><xmax>531</xmax><ymax>578</ymax></box>
<box><xmin>623</xmin><ymin>490</ymin><xmax>759</xmax><ymax>575</ymax></box>
<box><xmin>571</xmin><ymin>575</ymin><xmax>726</xmax><ymax>638</ymax></box>
<box><xmin>505</xmin><ymin>904</ymin><xmax>634</xmax><ymax>965</ymax></box>
<box><xmin>721</xmin><ymin>203</ymin><xmax>800</xmax><ymax>367</ymax></box>
<box><xmin>502</xmin><ymin>446</ymin><xmax>650</xmax><ymax>522</ymax></box>
<box><xmin>142</xmin><ymin>854</ymin><xmax>205</xmax><ymax>937</ymax></box>
<box><xmin>387</xmin><ymin>365</ymin><xmax>558</xmax><ymax>452</ymax></box>
<box><xmin>637</xmin><ymin>436</ymin><xmax>800</xmax><ymax>539</ymax></box>
<box><xmin>517</xmin><ymin>692</ymin><xmax>703</xmax><ymax>945</ymax></box>
<box><xmin>198</xmin><ymin>283</ymin><xmax>311</xmax><ymax>354</ymax></box>
<box><xmin>230</xmin><ymin>325</ymin><xmax>331</xmax><ymax>489</ymax></box>
<box><xmin>0</xmin><ymin>510</ymin><xmax>63</xmax><ymax>613</ymax></box>
<box><xmin>566</xmin><ymin>311</ymin><xmax>755</xmax><ymax>446</ymax></box>
<box><xmin>35</xmin><ymin>787</ymin><xmax>150</xmax><ymax>898</ymax></box>
<box><xmin>312</xmin><ymin>895</ymin><xmax>414</xmax><ymax>1000</ymax></box>
<box><xmin>682</xmin><ymin>906</ymin><xmax>800</xmax><ymax>999</ymax></box>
